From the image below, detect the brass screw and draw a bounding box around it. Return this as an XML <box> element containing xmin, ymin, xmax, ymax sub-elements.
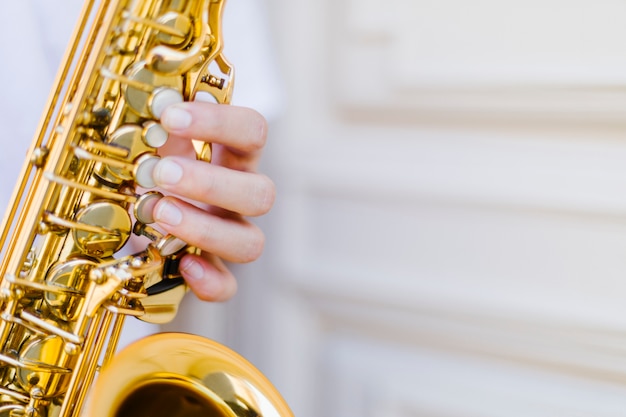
<box><xmin>30</xmin><ymin>147</ymin><xmax>49</xmax><ymax>168</ymax></box>
<box><xmin>65</xmin><ymin>343</ymin><xmax>80</xmax><ymax>356</ymax></box>
<box><xmin>202</xmin><ymin>75</ymin><xmax>225</xmax><ymax>90</ymax></box>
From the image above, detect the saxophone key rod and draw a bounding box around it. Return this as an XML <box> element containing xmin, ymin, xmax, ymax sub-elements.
<box><xmin>0</xmin><ymin>0</ymin><xmax>294</xmax><ymax>416</ymax></box>
<box><xmin>43</xmin><ymin>172</ymin><xmax>137</xmax><ymax>203</ymax></box>
<box><xmin>120</xmin><ymin>11</ymin><xmax>188</xmax><ymax>39</ymax></box>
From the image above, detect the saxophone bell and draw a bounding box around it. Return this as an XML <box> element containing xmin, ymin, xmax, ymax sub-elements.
<box><xmin>86</xmin><ymin>334</ymin><xmax>291</xmax><ymax>417</ymax></box>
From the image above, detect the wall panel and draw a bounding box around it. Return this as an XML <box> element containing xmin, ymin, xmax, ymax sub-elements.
<box><xmin>235</xmin><ymin>1</ymin><xmax>626</xmax><ymax>416</ymax></box>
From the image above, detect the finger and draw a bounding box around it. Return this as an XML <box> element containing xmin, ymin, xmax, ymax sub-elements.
<box><xmin>179</xmin><ymin>253</ymin><xmax>237</xmax><ymax>302</ymax></box>
<box><xmin>153</xmin><ymin>196</ymin><xmax>265</xmax><ymax>263</ymax></box>
<box><xmin>160</xmin><ymin>102</ymin><xmax>267</xmax><ymax>155</ymax></box>
<box><xmin>159</xmin><ymin>137</ymin><xmax>260</xmax><ymax>173</ymax></box>
<box><xmin>210</xmin><ymin>142</ymin><xmax>262</xmax><ymax>172</ymax></box>
<box><xmin>152</xmin><ymin>156</ymin><xmax>275</xmax><ymax>217</ymax></box>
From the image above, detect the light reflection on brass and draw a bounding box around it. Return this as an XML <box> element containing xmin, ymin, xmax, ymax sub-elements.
<box><xmin>0</xmin><ymin>0</ymin><xmax>288</xmax><ymax>416</ymax></box>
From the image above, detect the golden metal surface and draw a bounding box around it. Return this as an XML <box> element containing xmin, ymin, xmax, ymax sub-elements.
<box><xmin>0</xmin><ymin>1</ymin><xmax>291</xmax><ymax>416</ymax></box>
<box><xmin>73</xmin><ymin>201</ymin><xmax>132</xmax><ymax>257</ymax></box>
<box><xmin>87</xmin><ymin>333</ymin><xmax>292</xmax><ymax>417</ymax></box>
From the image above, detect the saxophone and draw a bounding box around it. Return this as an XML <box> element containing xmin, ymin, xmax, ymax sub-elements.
<box><xmin>0</xmin><ymin>1</ymin><xmax>292</xmax><ymax>416</ymax></box>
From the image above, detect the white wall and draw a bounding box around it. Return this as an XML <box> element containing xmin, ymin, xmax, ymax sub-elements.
<box><xmin>221</xmin><ymin>1</ymin><xmax>626</xmax><ymax>416</ymax></box>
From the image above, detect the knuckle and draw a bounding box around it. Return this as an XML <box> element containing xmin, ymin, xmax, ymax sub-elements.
<box><xmin>253</xmin><ymin>175</ymin><xmax>276</xmax><ymax>215</ymax></box>
<box><xmin>198</xmin><ymin>163</ymin><xmax>217</xmax><ymax>194</ymax></box>
<box><xmin>196</xmin><ymin>223</ymin><xmax>216</xmax><ymax>249</ymax></box>
<box><xmin>246</xmin><ymin>110</ymin><xmax>268</xmax><ymax>152</ymax></box>
<box><xmin>241</xmin><ymin>224</ymin><xmax>265</xmax><ymax>263</ymax></box>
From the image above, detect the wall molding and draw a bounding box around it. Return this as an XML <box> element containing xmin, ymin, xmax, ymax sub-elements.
<box><xmin>332</xmin><ymin>0</ymin><xmax>626</xmax><ymax>124</ymax></box>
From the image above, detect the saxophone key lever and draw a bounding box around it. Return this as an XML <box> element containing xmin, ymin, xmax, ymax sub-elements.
<box><xmin>120</xmin><ymin>11</ymin><xmax>190</xmax><ymax>41</ymax></box>
<box><xmin>132</xmin><ymin>223</ymin><xmax>187</xmax><ymax>257</ymax></box>
<box><xmin>72</xmin><ymin>145</ymin><xmax>162</xmax><ymax>189</ymax></box>
<box><xmin>133</xmin><ymin>191</ymin><xmax>163</xmax><ymax>224</ymax></box>
<box><xmin>0</xmin><ymin>0</ymin><xmax>294</xmax><ymax>415</ymax></box>
<box><xmin>43</xmin><ymin>172</ymin><xmax>137</xmax><ymax>203</ymax></box>
<box><xmin>148</xmin><ymin>87</ymin><xmax>184</xmax><ymax>119</ymax></box>
<box><xmin>82</xmin><ymin>139</ymin><xmax>130</xmax><ymax>158</ymax></box>
<box><xmin>132</xmin><ymin>153</ymin><xmax>161</xmax><ymax>188</ymax></box>
<box><xmin>142</xmin><ymin>121</ymin><xmax>169</xmax><ymax>148</ymax></box>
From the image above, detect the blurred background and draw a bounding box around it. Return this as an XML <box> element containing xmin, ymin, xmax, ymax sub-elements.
<box><xmin>180</xmin><ymin>0</ymin><xmax>626</xmax><ymax>416</ymax></box>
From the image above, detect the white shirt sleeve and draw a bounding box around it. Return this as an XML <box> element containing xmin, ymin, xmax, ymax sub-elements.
<box><xmin>0</xmin><ymin>0</ymin><xmax>283</xmax><ymax>348</ymax></box>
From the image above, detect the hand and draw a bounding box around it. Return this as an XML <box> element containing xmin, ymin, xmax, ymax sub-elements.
<box><xmin>150</xmin><ymin>101</ymin><xmax>275</xmax><ymax>302</ymax></box>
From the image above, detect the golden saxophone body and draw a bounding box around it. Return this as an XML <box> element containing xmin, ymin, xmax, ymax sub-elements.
<box><xmin>0</xmin><ymin>1</ymin><xmax>292</xmax><ymax>416</ymax></box>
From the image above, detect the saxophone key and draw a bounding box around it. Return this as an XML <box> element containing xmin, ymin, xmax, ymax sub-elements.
<box><xmin>132</xmin><ymin>224</ymin><xmax>186</xmax><ymax>257</ymax></box>
<box><xmin>155</xmin><ymin>235</ymin><xmax>187</xmax><ymax>257</ymax></box>
<box><xmin>154</xmin><ymin>12</ymin><xmax>193</xmax><ymax>47</ymax></box>
<box><xmin>103</xmin><ymin>123</ymin><xmax>168</xmax><ymax>185</ymax></box>
<box><xmin>101</xmin><ymin>125</ymin><xmax>152</xmax><ymax>184</ymax></box>
<box><xmin>133</xmin><ymin>191</ymin><xmax>163</xmax><ymax>224</ymax></box>
<box><xmin>101</xmin><ymin>62</ymin><xmax>183</xmax><ymax>118</ymax></box>
<box><xmin>16</xmin><ymin>335</ymin><xmax>74</xmax><ymax>398</ymax></box>
<box><xmin>72</xmin><ymin>144</ymin><xmax>161</xmax><ymax>190</ymax></box>
<box><xmin>142</xmin><ymin>121</ymin><xmax>169</xmax><ymax>148</ymax></box>
<box><xmin>148</xmin><ymin>87</ymin><xmax>183</xmax><ymax>119</ymax></box>
<box><xmin>133</xmin><ymin>153</ymin><xmax>161</xmax><ymax>189</ymax></box>
<box><xmin>72</xmin><ymin>202</ymin><xmax>132</xmax><ymax>258</ymax></box>
<box><xmin>44</xmin><ymin>259</ymin><xmax>94</xmax><ymax>322</ymax></box>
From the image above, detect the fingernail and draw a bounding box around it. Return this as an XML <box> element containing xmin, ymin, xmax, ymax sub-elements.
<box><xmin>154</xmin><ymin>200</ymin><xmax>183</xmax><ymax>226</ymax></box>
<box><xmin>162</xmin><ymin>106</ymin><xmax>192</xmax><ymax>130</ymax></box>
<box><xmin>181</xmin><ymin>257</ymin><xmax>204</xmax><ymax>280</ymax></box>
<box><xmin>153</xmin><ymin>158</ymin><xmax>183</xmax><ymax>185</ymax></box>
